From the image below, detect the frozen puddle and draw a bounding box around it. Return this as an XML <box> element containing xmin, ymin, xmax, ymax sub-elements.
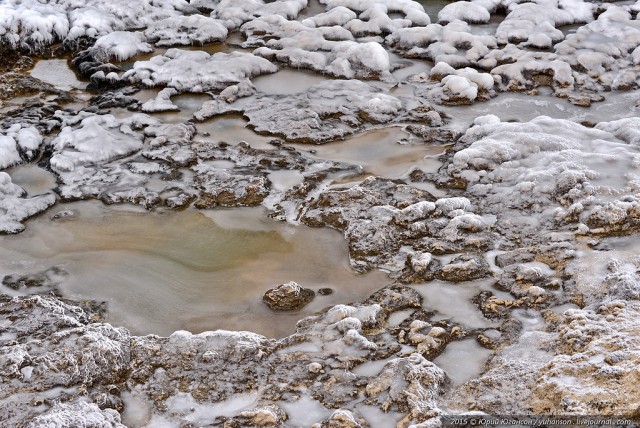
<box><xmin>0</xmin><ymin>201</ymin><xmax>389</xmax><ymax>338</ymax></box>
<box><xmin>5</xmin><ymin>164</ymin><xmax>57</xmax><ymax>196</ymax></box>
<box><xmin>29</xmin><ymin>59</ymin><xmax>87</xmax><ymax>91</ymax></box>
<box><xmin>411</xmin><ymin>280</ymin><xmax>507</xmax><ymax>328</ymax></box>
<box><xmin>433</xmin><ymin>338</ymin><xmax>493</xmax><ymax>386</ymax></box>
<box><xmin>122</xmin><ymin>389</ymin><xmax>260</xmax><ymax>428</ymax></box>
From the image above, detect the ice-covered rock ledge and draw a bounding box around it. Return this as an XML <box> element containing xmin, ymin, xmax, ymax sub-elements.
<box><xmin>0</xmin><ymin>172</ymin><xmax>55</xmax><ymax>234</ymax></box>
<box><xmin>0</xmin><ymin>284</ymin><xmax>458</xmax><ymax>427</ymax></box>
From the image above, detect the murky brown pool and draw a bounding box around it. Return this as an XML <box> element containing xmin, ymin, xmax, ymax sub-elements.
<box><xmin>0</xmin><ymin>201</ymin><xmax>389</xmax><ymax>338</ymax></box>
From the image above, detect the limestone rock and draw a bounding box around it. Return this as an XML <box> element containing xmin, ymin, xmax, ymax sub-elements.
<box><xmin>263</xmin><ymin>281</ymin><xmax>315</xmax><ymax>311</ymax></box>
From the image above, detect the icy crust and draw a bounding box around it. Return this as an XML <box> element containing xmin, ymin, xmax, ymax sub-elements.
<box><xmin>196</xmin><ymin>79</ymin><xmax>415</xmax><ymax>143</ymax></box>
<box><xmin>555</xmin><ymin>7</ymin><xmax>640</xmax><ymax>91</ymax></box>
<box><xmin>532</xmin><ymin>301</ymin><xmax>640</xmax><ymax>415</ymax></box>
<box><xmin>0</xmin><ymin>172</ymin><xmax>56</xmax><ymax>234</ymax></box>
<box><xmin>443</xmin><ymin>115</ymin><xmax>640</xmax><ymax>240</ymax></box>
<box><xmin>425</xmin><ymin>114</ymin><xmax>640</xmax><ymax>416</ymax></box>
<box><xmin>91</xmin><ymin>32</ymin><xmax>153</xmax><ymax>62</ymax></box>
<box><xmin>448</xmin><ymin>264</ymin><xmax>640</xmax><ymax>416</ymax></box>
<box><xmin>490</xmin><ymin>5</ymin><xmax>640</xmax><ymax>96</ymax></box>
<box><xmin>495</xmin><ymin>0</ymin><xmax>595</xmax><ymax>48</ymax></box>
<box><xmin>41</xmin><ymin>107</ymin><xmax>360</xmax><ymax>209</ymax></box>
<box><xmin>206</xmin><ymin>0</ymin><xmax>309</xmax><ymax>30</ymax></box>
<box><xmin>387</xmin><ymin>21</ymin><xmax>498</xmax><ymax>68</ymax></box>
<box><xmin>0</xmin><ymin>288</ymin><xmax>453</xmax><ymax>427</ymax></box>
<box><xmin>50</xmin><ymin>113</ymin><xmax>154</xmax><ymax>173</ymax></box>
<box><xmin>4</xmin><ymin>0</ymin><xmax>640</xmax><ymax>103</ymax></box>
<box><xmin>242</xmin><ymin>15</ymin><xmax>394</xmax><ymax>80</ymax></box>
<box><xmin>122</xmin><ymin>49</ymin><xmax>278</xmax><ymax>92</ymax></box>
<box><xmin>143</xmin><ymin>15</ymin><xmax>228</xmax><ymax>47</ymax></box>
<box><xmin>0</xmin><ymin>0</ymin><xmax>194</xmax><ymax>48</ymax></box>
<box><xmin>292</xmin><ymin>176</ymin><xmax>496</xmax><ymax>276</ymax></box>
<box><xmin>24</xmin><ymin>402</ymin><xmax>126</xmax><ymax>428</ymax></box>
<box><xmin>0</xmin><ymin>295</ymin><xmax>130</xmax><ymax>427</ymax></box>
<box><xmin>316</xmin><ymin>0</ymin><xmax>431</xmax><ymax>36</ymax></box>
<box><xmin>406</xmin><ymin>62</ymin><xmax>495</xmax><ymax>105</ymax></box>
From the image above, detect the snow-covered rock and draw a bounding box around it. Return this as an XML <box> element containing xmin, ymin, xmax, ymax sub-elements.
<box><xmin>50</xmin><ymin>114</ymin><xmax>154</xmax><ymax>172</ymax></box>
<box><xmin>447</xmin><ymin>115</ymin><xmax>640</xmax><ymax>238</ymax></box>
<box><xmin>0</xmin><ymin>0</ymin><xmax>193</xmax><ymax>48</ymax></box>
<box><xmin>244</xmin><ymin>15</ymin><xmax>393</xmax><ymax>79</ymax></box>
<box><xmin>144</xmin><ymin>15</ymin><xmax>228</xmax><ymax>46</ymax></box>
<box><xmin>123</xmin><ymin>49</ymin><xmax>278</xmax><ymax>92</ymax></box>
<box><xmin>0</xmin><ymin>172</ymin><xmax>56</xmax><ymax>234</ymax></box>
<box><xmin>496</xmin><ymin>0</ymin><xmax>595</xmax><ymax>47</ymax></box>
<box><xmin>438</xmin><ymin>1</ymin><xmax>491</xmax><ymax>24</ymax></box>
<box><xmin>91</xmin><ymin>31</ymin><xmax>152</xmax><ymax>61</ymax></box>
<box><xmin>387</xmin><ymin>21</ymin><xmax>497</xmax><ymax>68</ymax></box>
<box><xmin>141</xmin><ymin>88</ymin><xmax>180</xmax><ymax>113</ymax></box>
<box><xmin>0</xmin><ymin>136</ymin><xmax>22</xmax><ymax>170</ymax></box>
<box><xmin>301</xmin><ymin>6</ymin><xmax>357</xmax><ymax>27</ymax></box>
<box><xmin>207</xmin><ymin>0</ymin><xmax>309</xmax><ymax>29</ymax></box>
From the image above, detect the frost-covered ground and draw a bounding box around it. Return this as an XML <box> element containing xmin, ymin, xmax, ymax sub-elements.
<box><xmin>1</xmin><ymin>0</ymin><xmax>640</xmax><ymax>426</ymax></box>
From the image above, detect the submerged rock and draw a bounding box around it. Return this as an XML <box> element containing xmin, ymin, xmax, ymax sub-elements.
<box><xmin>2</xmin><ymin>267</ymin><xmax>66</xmax><ymax>295</ymax></box>
<box><xmin>263</xmin><ymin>281</ymin><xmax>315</xmax><ymax>311</ymax></box>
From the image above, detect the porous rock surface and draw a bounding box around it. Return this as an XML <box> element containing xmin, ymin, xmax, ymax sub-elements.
<box><xmin>263</xmin><ymin>281</ymin><xmax>316</xmax><ymax>311</ymax></box>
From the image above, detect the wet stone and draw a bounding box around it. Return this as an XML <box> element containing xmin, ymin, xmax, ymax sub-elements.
<box><xmin>263</xmin><ymin>281</ymin><xmax>315</xmax><ymax>311</ymax></box>
<box><xmin>2</xmin><ymin>266</ymin><xmax>66</xmax><ymax>294</ymax></box>
<box><xmin>435</xmin><ymin>253</ymin><xmax>492</xmax><ymax>282</ymax></box>
<box><xmin>494</xmin><ymin>250</ymin><xmax>536</xmax><ymax>268</ymax></box>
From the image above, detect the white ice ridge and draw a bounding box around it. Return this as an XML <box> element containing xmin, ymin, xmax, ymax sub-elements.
<box><xmin>206</xmin><ymin>0</ymin><xmax>309</xmax><ymax>30</ymax></box>
<box><xmin>91</xmin><ymin>31</ymin><xmax>153</xmax><ymax>62</ymax></box>
<box><xmin>0</xmin><ymin>172</ymin><xmax>56</xmax><ymax>234</ymax></box>
<box><xmin>448</xmin><ymin>115</ymin><xmax>640</xmax><ymax>234</ymax></box>
<box><xmin>50</xmin><ymin>113</ymin><xmax>159</xmax><ymax>173</ymax></box>
<box><xmin>0</xmin><ymin>125</ymin><xmax>43</xmax><ymax>169</ymax></box>
<box><xmin>122</xmin><ymin>49</ymin><xmax>278</xmax><ymax>92</ymax></box>
<box><xmin>0</xmin><ymin>0</ymin><xmax>194</xmax><ymax>47</ymax></box>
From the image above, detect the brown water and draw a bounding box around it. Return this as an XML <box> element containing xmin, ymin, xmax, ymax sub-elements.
<box><xmin>0</xmin><ymin>201</ymin><xmax>389</xmax><ymax>338</ymax></box>
<box><xmin>297</xmin><ymin>0</ymin><xmax>326</xmax><ymax>20</ymax></box>
<box><xmin>253</xmin><ymin>68</ymin><xmax>331</xmax><ymax>95</ymax></box>
<box><xmin>442</xmin><ymin>90</ymin><xmax>640</xmax><ymax>132</ymax></box>
<box><xmin>196</xmin><ymin>116</ymin><xmax>276</xmax><ymax>149</ymax></box>
<box><xmin>291</xmin><ymin>126</ymin><xmax>446</xmax><ymax>180</ymax></box>
<box><xmin>416</xmin><ymin>0</ymin><xmax>451</xmax><ymax>21</ymax></box>
<box><xmin>5</xmin><ymin>165</ymin><xmax>57</xmax><ymax>196</ymax></box>
<box><xmin>29</xmin><ymin>59</ymin><xmax>88</xmax><ymax>91</ymax></box>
